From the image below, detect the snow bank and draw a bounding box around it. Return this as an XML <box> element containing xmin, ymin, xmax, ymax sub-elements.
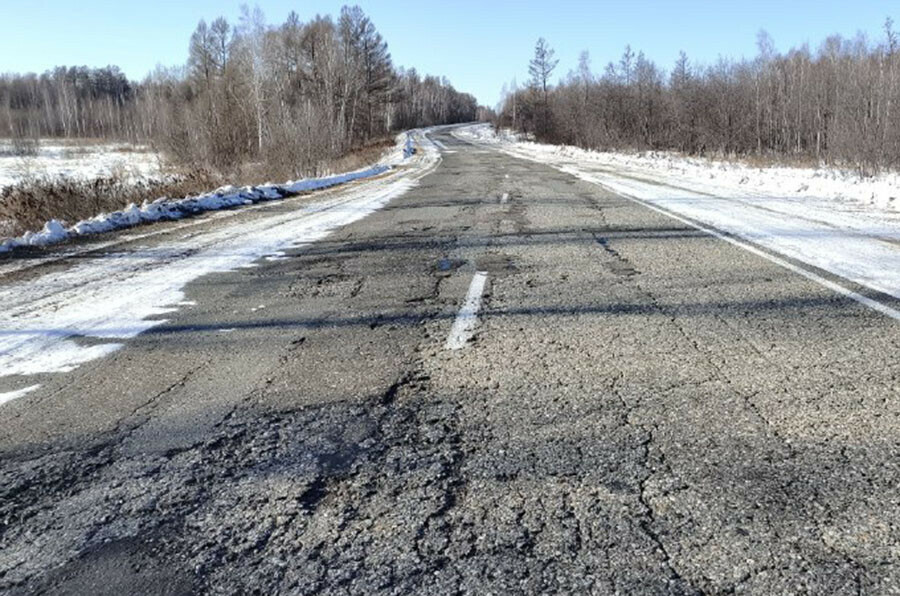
<box><xmin>15</xmin><ymin>220</ymin><xmax>69</xmax><ymax>247</ymax></box>
<box><xmin>0</xmin><ymin>149</ymin><xmax>407</xmax><ymax>253</ymax></box>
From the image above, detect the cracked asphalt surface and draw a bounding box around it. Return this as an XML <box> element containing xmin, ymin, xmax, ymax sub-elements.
<box><xmin>2</xmin><ymin>129</ymin><xmax>900</xmax><ymax>594</ymax></box>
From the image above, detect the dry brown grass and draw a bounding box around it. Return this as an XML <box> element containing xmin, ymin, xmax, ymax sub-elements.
<box><xmin>0</xmin><ymin>170</ymin><xmax>222</xmax><ymax>237</ymax></box>
<box><xmin>326</xmin><ymin>138</ymin><xmax>394</xmax><ymax>174</ymax></box>
<box><xmin>234</xmin><ymin>137</ymin><xmax>395</xmax><ymax>183</ymax></box>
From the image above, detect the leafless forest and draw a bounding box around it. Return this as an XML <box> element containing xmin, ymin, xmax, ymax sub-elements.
<box><xmin>0</xmin><ymin>5</ymin><xmax>479</xmax><ymax>178</ymax></box>
<box><xmin>501</xmin><ymin>20</ymin><xmax>900</xmax><ymax>172</ymax></box>
<box><xmin>6</xmin><ymin>8</ymin><xmax>900</xmax><ymax>178</ymax></box>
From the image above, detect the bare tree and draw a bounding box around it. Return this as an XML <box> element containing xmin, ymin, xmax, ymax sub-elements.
<box><xmin>0</xmin><ymin>5</ymin><xmax>483</xmax><ymax>180</ymax></box>
<box><xmin>529</xmin><ymin>37</ymin><xmax>559</xmax><ymax>101</ymax></box>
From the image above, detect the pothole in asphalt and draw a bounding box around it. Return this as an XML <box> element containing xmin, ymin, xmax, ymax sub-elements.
<box><xmin>436</xmin><ymin>258</ymin><xmax>466</xmax><ymax>274</ymax></box>
<box><xmin>603</xmin><ymin>261</ymin><xmax>639</xmax><ymax>277</ymax></box>
<box><xmin>476</xmin><ymin>253</ymin><xmax>517</xmax><ymax>276</ymax></box>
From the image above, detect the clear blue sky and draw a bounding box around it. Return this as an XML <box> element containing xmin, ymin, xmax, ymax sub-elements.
<box><xmin>1</xmin><ymin>0</ymin><xmax>898</xmax><ymax>107</ymax></box>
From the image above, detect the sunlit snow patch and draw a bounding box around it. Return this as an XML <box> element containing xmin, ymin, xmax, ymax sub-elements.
<box><xmin>0</xmin><ymin>384</ymin><xmax>41</xmax><ymax>406</ymax></box>
<box><xmin>454</xmin><ymin>123</ymin><xmax>900</xmax><ymax>304</ymax></box>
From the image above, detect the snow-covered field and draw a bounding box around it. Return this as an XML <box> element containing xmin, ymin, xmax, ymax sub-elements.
<box><xmin>454</xmin><ymin>124</ymin><xmax>900</xmax><ymax>311</ymax></box>
<box><xmin>0</xmin><ymin>131</ymin><xmax>440</xmax><ymax>399</ymax></box>
<box><xmin>0</xmin><ymin>140</ymin><xmax>162</xmax><ymax>190</ymax></box>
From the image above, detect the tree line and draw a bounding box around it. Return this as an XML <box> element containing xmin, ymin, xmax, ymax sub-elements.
<box><xmin>0</xmin><ymin>66</ymin><xmax>135</xmax><ymax>141</ymax></box>
<box><xmin>0</xmin><ymin>5</ymin><xmax>479</xmax><ymax>177</ymax></box>
<box><xmin>501</xmin><ymin>20</ymin><xmax>900</xmax><ymax>172</ymax></box>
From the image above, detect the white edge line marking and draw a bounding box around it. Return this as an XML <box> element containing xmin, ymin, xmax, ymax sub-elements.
<box><xmin>614</xmin><ymin>188</ymin><xmax>900</xmax><ymax>321</ymax></box>
<box><xmin>0</xmin><ymin>384</ymin><xmax>40</xmax><ymax>406</ymax></box>
<box><xmin>445</xmin><ymin>271</ymin><xmax>489</xmax><ymax>350</ymax></box>
<box><xmin>501</xmin><ymin>193</ymin><xmax>509</xmax><ymax>204</ymax></box>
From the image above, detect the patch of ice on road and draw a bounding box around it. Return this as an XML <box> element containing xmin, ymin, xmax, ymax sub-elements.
<box><xmin>0</xmin><ymin>384</ymin><xmax>41</xmax><ymax>406</ymax></box>
<box><xmin>455</xmin><ymin>123</ymin><xmax>900</xmax><ymax>304</ymax></box>
<box><xmin>3</xmin><ymin>342</ymin><xmax>124</xmax><ymax>377</ymax></box>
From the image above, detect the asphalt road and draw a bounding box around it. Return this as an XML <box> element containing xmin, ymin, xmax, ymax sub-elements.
<box><xmin>2</xmin><ymin>127</ymin><xmax>900</xmax><ymax>594</ymax></box>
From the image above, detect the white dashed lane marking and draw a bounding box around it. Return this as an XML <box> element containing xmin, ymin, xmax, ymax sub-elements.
<box><xmin>445</xmin><ymin>271</ymin><xmax>489</xmax><ymax>350</ymax></box>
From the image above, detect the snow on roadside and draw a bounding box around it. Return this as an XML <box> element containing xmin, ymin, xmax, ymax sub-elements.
<box><xmin>455</xmin><ymin>123</ymin><xmax>900</xmax><ymax>214</ymax></box>
<box><xmin>0</xmin><ymin>167</ymin><xmax>387</xmax><ymax>252</ymax></box>
<box><xmin>0</xmin><ymin>130</ymin><xmax>429</xmax><ymax>253</ymax></box>
<box><xmin>454</xmin><ymin>123</ymin><xmax>900</xmax><ymax>304</ymax></box>
<box><xmin>0</xmin><ymin>384</ymin><xmax>40</xmax><ymax>406</ymax></box>
<box><xmin>0</xmin><ymin>130</ymin><xmax>439</xmax><ymax>386</ymax></box>
<box><xmin>0</xmin><ymin>178</ymin><xmax>411</xmax><ymax>378</ymax></box>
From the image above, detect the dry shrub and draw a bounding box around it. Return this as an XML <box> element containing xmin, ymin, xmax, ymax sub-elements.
<box><xmin>325</xmin><ymin>138</ymin><xmax>393</xmax><ymax>174</ymax></box>
<box><xmin>227</xmin><ymin>137</ymin><xmax>394</xmax><ymax>184</ymax></box>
